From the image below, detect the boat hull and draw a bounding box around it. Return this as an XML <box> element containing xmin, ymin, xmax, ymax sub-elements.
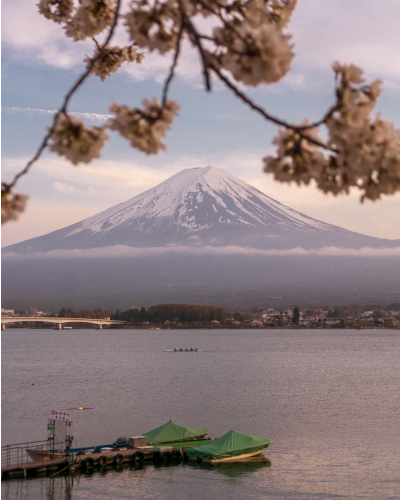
<box><xmin>188</xmin><ymin>450</ymin><xmax>264</xmax><ymax>464</ymax></box>
<box><xmin>27</xmin><ymin>450</ymin><xmax>64</xmax><ymax>461</ymax></box>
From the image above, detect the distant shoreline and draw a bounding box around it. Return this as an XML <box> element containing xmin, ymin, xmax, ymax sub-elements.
<box><xmin>4</xmin><ymin>325</ymin><xmax>399</xmax><ymax>331</ymax></box>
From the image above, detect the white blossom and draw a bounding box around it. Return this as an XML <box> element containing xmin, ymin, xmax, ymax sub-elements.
<box><xmin>324</xmin><ymin>63</ymin><xmax>400</xmax><ymax>199</ymax></box>
<box><xmin>48</xmin><ymin>113</ymin><xmax>109</xmax><ymax>165</ymax></box>
<box><xmin>65</xmin><ymin>0</ymin><xmax>116</xmax><ymax>41</ymax></box>
<box><xmin>125</xmin><ymin>0</ymin><xmax>180</xmax><ymax>54</ymax></box>
<box><xmin>265</xmin><ymin>63</ymin><xmax>400</xmax><ymax>200</ymax></box>
<box><xmin>37</xmin><ymin>0</ymin><xmax>73</xmax><ymax>23</ymax></box>
<box><xmin>85</xmin><ymin>46</ymin><xmax>144</xmax><ymax>81</ymax></box>
<box><xmin>214</xmin><ymin>22</ymin><xmax>294</xmax><ymax>85</ymax></box>
<box><xmin>241</xmin><ymin>0</ymin><xmax>297</xmax><ymax>29</ymax></box>
<box><xmin>263</xmin><ymin>121</ymin><xmax>326</xmax><ymax>185</ymax></box>
<box><xmin>1</xmin><ymin>191</ymin><xmax>28</xmax><ymax>225</ymax></box>
<box><xmin>109</xmin><ymin>98</ymin><xmax>180</xmax><ymax>154</ymax></box>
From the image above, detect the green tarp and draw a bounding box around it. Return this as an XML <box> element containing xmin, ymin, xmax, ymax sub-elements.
<box><xmin>185</xmin><ymin>430</ymin><xmax>271</xmax><ymax>461</ymax></box>
<box><xmin>143</xmin><ymin>420</ymin><xmax>209</xmax><ymax>445</ymax></box>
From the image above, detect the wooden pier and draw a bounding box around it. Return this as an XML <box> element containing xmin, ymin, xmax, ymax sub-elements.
<box><xmin>1</xmin><ymin>442</ymin><xmax>185</xmax><ymax>479</ymax></box>
<box><xmin>1</xmin><ymin>458</ymin><xmax>67</xmax><ymax>478</ymax></box>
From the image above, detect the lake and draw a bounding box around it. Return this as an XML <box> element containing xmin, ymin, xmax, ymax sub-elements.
<box><xmin>2</xmin><ymin>328</ymin><xmax>399</xmax><ymax>499</ymax></box>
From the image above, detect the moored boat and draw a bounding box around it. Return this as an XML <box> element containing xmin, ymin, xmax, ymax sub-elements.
<box><xmin>143</xmin><ymin>420</ymin><xmax>209</xmax><ymax>445</ymax></box>
<box><xmin>27</xmin><ymin>444</ymin><xmax>113</xmax><ymax>461</ymax></box>
<box><xmin>185</xmin><ymin>430</ymin><xmax>271</xmax><ymax>464</ymax></box>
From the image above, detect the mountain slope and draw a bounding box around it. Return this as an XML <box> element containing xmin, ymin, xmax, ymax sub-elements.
<box><xmin>3</xmin><ymin>166</ymin><xmax>399</xmax><ymax>254</ymax></box>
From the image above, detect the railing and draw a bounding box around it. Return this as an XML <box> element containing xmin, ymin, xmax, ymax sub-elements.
<box><xmin>1</xmin><ymin>440</ymin><xmax>67</xmax><ymax>469</ymax></box>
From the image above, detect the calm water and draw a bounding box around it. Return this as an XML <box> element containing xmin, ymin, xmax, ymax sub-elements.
<box><xmin>2</xmin><ymin>328</ymin><xmax>400</xmax><ymax>500</ymax></box>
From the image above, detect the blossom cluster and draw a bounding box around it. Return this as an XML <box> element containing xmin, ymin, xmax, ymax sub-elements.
<box><xmin>264</xmin><ymin>63</ymin><xmax>400</xmax><ymax>200</ymax></box>
<box><xmin>1</xmin><ymin>191</ymin><xmax>28</xmax><ymax>224</ymax></box>
<box><xmin>85</xmin><ymin>45</ymin><xmax>144</xmax><ymax>81</ymax></box>
<box><xmin>31</xmin><ymin>1</ymin><xmax>399</xmax><ymax>205</ymax></box>
<box><xmin>48</xmin><ymin>113</ymin><xmax>109</xmax><ymax>165</ymax></box>
<box><xmin>123</xmin><ymin>0</ymin><xmax>296</xmax><ymax>85</ymax></box>
<box><xmin>109</xmin><ymin>98</ymin><xmax>180</xmax><ymax>154</ymax></box>
<box><xmin>38</xmin><ymin>0</ymin><xmax>116</xmax><ymax>40</ymax></box>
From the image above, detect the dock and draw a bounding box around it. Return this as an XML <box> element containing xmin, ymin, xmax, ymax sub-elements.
<box><xmin>1</xmin><ymin>441</ymin><xmax>185</xmax><ymax>479</ymax></box>
<box><xmin>1</xmin><ymin>458</ymin><xmax>67</xmax><ymax>478</ymax></box>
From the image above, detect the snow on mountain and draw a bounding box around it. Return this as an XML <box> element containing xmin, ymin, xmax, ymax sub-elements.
<box><xmin>66</xmin><ymin>166</ymin><xmax>331</xmax><ymax>237</ymax></box>
<box><xmin>3</xmin><ymin>166</ymin><xmax>400</xmax><ymax>254</ymax></box>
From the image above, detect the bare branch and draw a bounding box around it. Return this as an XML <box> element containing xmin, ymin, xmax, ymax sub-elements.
<box><xmin>161</xmin><ymin>17</ymin><xmax>185</xmax><ymax>108</ymax></box>
<box><xmin>178</xmin><ymin>2</ymin><xmax>211</xmax><ymax>91</ymax></box>
<box><xmin>209</xmin><ymin>62</ymin><xmax>334</xmax><ymax>151</ymax></box>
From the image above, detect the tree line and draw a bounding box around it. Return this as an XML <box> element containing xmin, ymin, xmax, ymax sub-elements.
<box><xmin>112</xmin><ymin>304</ymin><xmax>229</xmax><ymax>324</ymax></box>
<box><xmin>57</xmin><ymin>307</ymin><xmax>113</xmax><ymax>319</ymax></box>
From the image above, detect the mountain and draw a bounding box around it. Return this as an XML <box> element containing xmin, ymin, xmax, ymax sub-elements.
<box><xmin>2</xmin><ymin>167</ymin><xmax>400</xmax><ymax>310</ymax></box>
<box><xmin>4</xmin><ymin>166</ymin><xmax>399</xmax><ymax>254</ymax></box>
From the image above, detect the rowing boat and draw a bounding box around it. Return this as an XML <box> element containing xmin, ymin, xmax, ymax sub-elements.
<box><xmin>162</xmin><ymin>350</ymin><xmax>205</xmax><ymax>352</ymax></box>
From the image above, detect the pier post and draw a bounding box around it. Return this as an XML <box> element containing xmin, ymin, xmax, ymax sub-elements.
<box><xmin>1</xmin><ymin>323</ymin><xmax>5</xmax><ymax>331</ymax></box>
<box><xmin>54</xmin><ymin>323</ymin><xmax>62</xmax><ymax>330</ymax></box>
<box><xmin>98</xmin><ymin>324</ymin><xmax>103</xmax><ymax>330</ymax></box>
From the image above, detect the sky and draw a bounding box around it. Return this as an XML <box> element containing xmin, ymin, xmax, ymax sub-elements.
<box><xmin>2</xmin><ymin>0</ymin><xmax>400</xmax><ymax>247</ymax></box>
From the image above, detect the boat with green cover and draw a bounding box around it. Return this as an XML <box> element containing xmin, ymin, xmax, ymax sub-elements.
<box><xmin>143</xmin><ymin>420</ymin><xmax>209</xmax><ymax>445</ymax></box>
<box><xmin>185</xmin><ymin>430</ymin><xmax>271</xmax><ymax>464</ymax></box>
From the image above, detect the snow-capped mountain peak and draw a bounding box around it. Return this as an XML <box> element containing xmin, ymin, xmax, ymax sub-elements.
<box><xmin>66</xmin><ymin>166</ymin><xmax>332</xmax><ymax>237</ymax></box>
<box><xmin>6</xmin><ymin>166</ymin><xmax>394</xmax><ymax>255</ymax></box>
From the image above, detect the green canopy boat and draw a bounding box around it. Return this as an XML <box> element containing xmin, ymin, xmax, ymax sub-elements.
<box><xmin>143</xmin><ymin>420</ymin><xmax>209</xmax><ymax>445</ymax></box>
<box><xmin>185</xmin><ymin>430</ymin><xmax>271</xmax><ymax>464</ymax></box>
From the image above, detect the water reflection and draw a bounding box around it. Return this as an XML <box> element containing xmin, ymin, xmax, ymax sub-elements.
<box><xmin>1</xmin><ymin>458</ymin><xmax>271</xmax><ymax>500</ymax></box>
<box><xmin>2</xmin><ymin>476</ymin><xmax>74</xmax><ymax>500</ymax></box>
<box><xmin>185</xmin><ymin>456</ymin><xmax>271</xmax><ymax>478</ymax></box>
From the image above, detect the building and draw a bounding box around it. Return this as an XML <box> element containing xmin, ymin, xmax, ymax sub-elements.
<box><xmin>1</xmin><ymin>308</ymin><xmax>14</xmax><ymax>316</ymax></box>
<box><xmin>26</xmin><ymin>306</ymin><xmax>38</xmax><ymax>316</ymax></box>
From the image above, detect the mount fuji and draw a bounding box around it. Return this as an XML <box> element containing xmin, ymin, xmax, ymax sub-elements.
<box><xmin>2</xmin><ymin>167</ymin><xmax>400</xmax><ymax>309</ymax></box>
<box><xmin>3</xmin><ymin>166</ymin><xmax>399</xmax><ymax>254</ymax></box>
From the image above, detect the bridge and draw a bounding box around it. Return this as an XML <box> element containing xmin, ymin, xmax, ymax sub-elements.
<box><xmin>1</xmin><ymin>317</ymin><xmax>126</xmax><ymax>330</ymax></box>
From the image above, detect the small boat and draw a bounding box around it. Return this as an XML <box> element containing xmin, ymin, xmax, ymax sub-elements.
<box><xmin>143</xmin><ymin>420</ymin><xmax>209</xmax><ymax>445</ymax></box>
<box><xmin>185</xmin><ymin>430</ymin><xmax>271</xmax><ymax>464</ymax></box>
<box><xmin>27</xmin><ymin>444</ymin><xmax>113</xmax><ymax>461</ymax></box>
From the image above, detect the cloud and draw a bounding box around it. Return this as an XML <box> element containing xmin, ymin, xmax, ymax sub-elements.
<box><xmin>53</xmin><ymin>181</ymin><xmax>80</xmax><ymax>194</ymax></box>
<box><xmin>1</xmin><ymin>0</ymin><xmax>92</xmax><ymax>68</ymax></box>
<box><xmin>4</xmin><ymin>244</ymin><xmax>400</xmax><ymax>260</ymax></box>
<box><xmin>2</xmin><ymin>107</ymin><xmax>112</xmax><ymax>123</ymax></box>
<box><xmin>289</xmin><ymin>0</ymin><xmax>400</xmax><ymax>87</ymax></box>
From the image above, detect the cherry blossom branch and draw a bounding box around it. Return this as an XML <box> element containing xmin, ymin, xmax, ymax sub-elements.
<box><xmin>210</xmin><ymin>63</ymin><xmax>333</xmax><ymax>151</ymax></box>
<box><xmin>181</xmin><ymin>14</ymin><xmax>333</xmax><ymax>152</ymax></box>
<box><xmin>2</xmin><ymin>0</ymin><xmax>122</xmax><ymax>194</ymax></box>
<box><xmin>179</xmin><ymin>3</ymin><xmax>211</xmax><ymax>91</ymax></box>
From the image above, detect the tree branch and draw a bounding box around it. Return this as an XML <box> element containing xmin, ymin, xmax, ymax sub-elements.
<box><xmin>178</xmin><ymin>2</ymin><xmax>211</xmax><ymax>91</ymax></box>
<box><xmin>210</xmin><ymin>63</ymin><xmax>334</xmax><ymax>151</ymax></box>
<box><xmin>2</xmin><ymin>0</ymin><xmax>122</xmax><ymax>193</ymax></box>
<box><xmin>161</xmin><ymin>18</ymin><xmax>184</xmax><ymax>108</ymax></box>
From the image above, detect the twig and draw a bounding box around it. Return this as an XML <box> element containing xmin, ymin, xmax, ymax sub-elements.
<box><xmin>210</xmin><ymin>63</ymin><xmax>334</xmax><ymax>151</ymax></box>
<box><xmin>181</xmin><ymin>6</ymin><xmax>332</xmax><ymax>149</ymax></box>
<box><xmin>178</xmin><ymin>2</ymin><xmax>211</xmax><ymax>91</ymax></box>
<box><xmin>161</xmin><ymin>19</ymin><xmax>184</xmax><ymax>107</ymax></box>
<box><xmin>2</xmin><ymin>0</ymin><xmax>122</xmax><ymax>193</ymax></box>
